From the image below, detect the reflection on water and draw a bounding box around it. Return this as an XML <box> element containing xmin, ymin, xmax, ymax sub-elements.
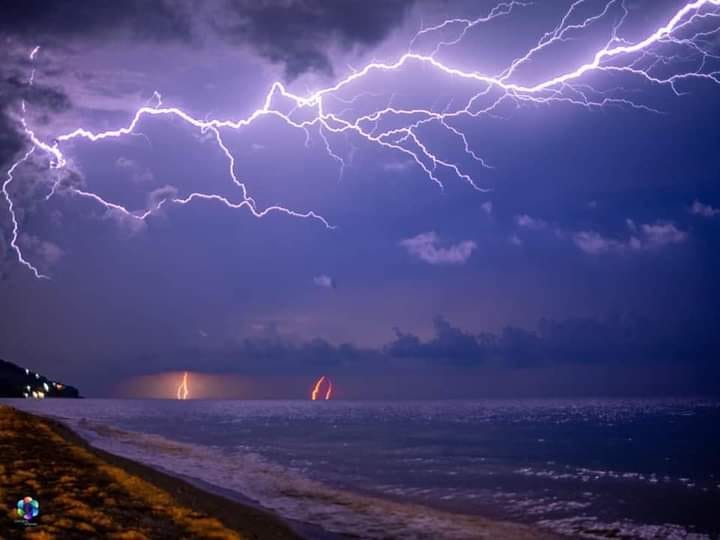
<box><xmin>7</xmin><ymin>398</ymin><xmax>720</xmax><ymax>539</ymax></box>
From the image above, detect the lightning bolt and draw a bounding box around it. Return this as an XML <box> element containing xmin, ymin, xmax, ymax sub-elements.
<box><xmin>311</xmin><ymin>375</ymin><xmax>333</xmax><ymax>400</ymax></box>
<box><xmin>3</xmin><ymin>0</ymin><xmax>720</xmax><ymax>277</ymax></box>
<box><xmin>177</xmin><ymin>371</ymin><xmax>189</xmax><ymax>400</ymax></box>
<box><xmin>311</xmin><ymin>376</ymin><xmax>325</xmax><ymax>400</ymax></box>
<box><xmin>2</xmin><ymin>147</ymin><xmax>48</xmax><ymax>279</ymax></box>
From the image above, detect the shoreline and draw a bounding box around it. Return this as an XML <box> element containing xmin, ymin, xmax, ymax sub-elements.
<box><xmin>1</xmin><ymin>403</ymin><xmax>559</xmax><ymax>539</ymax></box>
<box><xmin>0</xmin><ymin>405</ymin><xmax>303</xmax><ymax>539</ymax></box>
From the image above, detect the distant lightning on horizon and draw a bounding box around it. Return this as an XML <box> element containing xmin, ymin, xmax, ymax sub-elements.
<box><xmin>177</xmin><ymin>372</ymin><xmax>189</xmax><ymax>400</ymax></box>
<box><xmin>3</xmin><ymin>0</ymin><xmax>720</xmax><ymax>278</ymax></box>
<box><xmin>311</xmin><ymin>375</ymin><xmax>333</xmax><ymax>400</ymax></box>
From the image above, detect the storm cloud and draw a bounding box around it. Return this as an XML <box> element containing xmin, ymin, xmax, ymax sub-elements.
<box><xmin>0</xmin><ymin>1</ymin><xmax>193</xmax><ymax>43</ymax></box>
<box><xmin>130</xmin><ymin>314</ymin><xmax>720</xmax><ymax>381</ymax></box>
<box><xmin>2</xmin><ymin>1</ymin><xmax>720</xmax><ymax>399</ymax></box>
<box><xmin>214</xmin><ymin>0</ymin><xmax>415</xmax><ymax>78</ymax></box>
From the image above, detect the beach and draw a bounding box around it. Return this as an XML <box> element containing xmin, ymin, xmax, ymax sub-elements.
<box><xmin>0</xmin><ymin>405</ymin><xmax>300</xmax><ymax>539</ymax></box>
<box><xmin>0</xmin><ymin>402</ymin><xmax>564</xmax><ymax>540</ymax></box>
<box><xmin>4</xmin><ymin>398</ymin><xmax>716</xmax><ymax>539</ymax></box>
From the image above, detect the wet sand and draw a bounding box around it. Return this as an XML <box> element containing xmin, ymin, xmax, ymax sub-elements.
<box><xmin>0</xmin><ymin>405</ymin><xmax>300</xmax><ymax>539</ymax></box>
<box><xmin>0</xmin><ymin>404</ymin><xmax>558</xmax><ymax>539</ymax></box>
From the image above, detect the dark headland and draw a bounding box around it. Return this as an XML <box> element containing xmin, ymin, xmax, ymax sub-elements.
<box><xmin>0</xmin><ymin>358</ymin><xmax>80</xmax><ymax>398</ymax></box>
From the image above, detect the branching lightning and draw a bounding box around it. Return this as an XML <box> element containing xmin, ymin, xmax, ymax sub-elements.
<box><xmin>3</xmin><ymin>0</ymin><xmax>720</xmax><ymax>277</ymax></box>
<box><xmin>2</xmin><ymin>147</ymin><xmax>47</xmax><ymax>279</ymax></box>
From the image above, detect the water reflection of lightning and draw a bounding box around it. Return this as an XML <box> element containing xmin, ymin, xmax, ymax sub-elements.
<box><xmin>311</xmin><ymin>375</ymin><xmax>333</xmax><ymax>400</ymax></box>
<box><xmin>177</xmin><ymin>372</ymin><xmax>189</xmax><ymax>400</ymax></box>
<box><xmin>4</xmin><ymin>1</ymin><xmax>720</xmax><ymax>277</ymax></box>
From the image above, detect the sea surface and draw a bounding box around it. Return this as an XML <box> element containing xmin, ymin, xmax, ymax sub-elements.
<box><xmin>6</xmin><ymin>398</ymin><xmax>720</xmax><ymax>539</ymax></box>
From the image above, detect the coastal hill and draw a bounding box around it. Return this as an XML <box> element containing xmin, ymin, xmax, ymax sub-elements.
<box><xmin>0</xmin><ymin>358</ymin><xmax>80</xmax><ymax>398</ymax></box>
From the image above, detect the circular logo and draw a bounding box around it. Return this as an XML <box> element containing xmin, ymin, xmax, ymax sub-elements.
<box><xmin>16</xmin><ymin>496</ymin><xmax>39</xmax><ymax>521</ymax></box>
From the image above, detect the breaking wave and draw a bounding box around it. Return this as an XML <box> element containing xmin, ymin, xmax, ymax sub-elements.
<box><xmin>64</xmin><ymin>418</ymin><xmax>539</xmax><ymax>540</ymax></box>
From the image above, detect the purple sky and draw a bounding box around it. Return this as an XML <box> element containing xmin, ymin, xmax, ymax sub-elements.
<box><xmin>1</xmin><ymin>0</ymin><xmax>720</xmax><ymax>397</ymax></box>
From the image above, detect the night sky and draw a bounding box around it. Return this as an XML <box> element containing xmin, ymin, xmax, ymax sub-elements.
<box><xmin>1</xmin><ymin>0</ymin><xmax>719</xmax><ymax>398</ymax></box>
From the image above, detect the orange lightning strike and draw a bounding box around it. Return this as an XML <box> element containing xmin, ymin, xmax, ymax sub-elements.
<box><xmin>177</xmin><ymin>372</ymin><xmax>189</xmax><ymax>400</ymax></box>
<box><xmin>311</xmin><ymin>375</ymin><xmax>333</xmax><ymax>400</ymax></box>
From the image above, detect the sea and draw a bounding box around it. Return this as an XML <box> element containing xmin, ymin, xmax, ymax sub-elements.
<box><xmin>5</xmin><ymin>398</ymin><xmax>720</xmax><ymax>539</ymax></box>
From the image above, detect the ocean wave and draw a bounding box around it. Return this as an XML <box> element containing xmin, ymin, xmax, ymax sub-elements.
<box><xmin>514</xmin><ymin>465</ymin><xmax>713</xmax><ymax>490</ymax></box>
<box><xmin>66</xmin><ymin>418</ymin><xmax>542</xmax><ymax>540</ymax></box>
<box><xmin>538</xmin><ymin>516</ymin><xmax>711</xmax><ymax>540</ymax></box>
<box><xmin>8</xmin><ymin>398</ymin><xmax>718</xmax><ymax>540</ymax></box>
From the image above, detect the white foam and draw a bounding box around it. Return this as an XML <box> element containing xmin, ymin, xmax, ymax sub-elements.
<box><xmin>540</xmin><ymin>516</ymin><xmax>711</xmax><ymax>540</ymax></box>
<box><xmin>66</xmin><ymin>418</ymin><xmax>530</xmax><ymax>540</ymax></box>
<box><xmin>515</xmin><ymin>465</ymin><xmax>705</xmax><ymax>490</ymax></box>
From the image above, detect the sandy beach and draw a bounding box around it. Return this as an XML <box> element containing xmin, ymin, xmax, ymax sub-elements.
<box><xmin>0</xmin><ymin>403</ymin><xmax>564</xmax><ymax>540</ymax></box>
<box><xmin>0</xmin><ymin>405</ymin><xmax>300</xmax><ymax>539</ymax></box>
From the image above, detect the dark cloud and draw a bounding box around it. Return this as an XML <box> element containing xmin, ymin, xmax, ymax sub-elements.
<box><xmin>0</xmin><ymin>54</ymin><xmax>72</xmax><ymax>171</ymax></box>
<box><xmin>385</xmin><ymin>315</ymin><xmax>720</xmax><ymax>369</ymax></box>
<box><xmin>0</xmin><ymin>65</ymin><xmax>71</xmax><ymax>272</ymax></box>
<box><xmin>1</xmin><ymin>69</ymin><xmax>71</xmax><ymax>122</ymax></box>
<box><xmin>0</xmin><ymin>109</ymin><xmax>23</xmax><ymax>175</ymax></box>
<box><xmin>0</xmin><ymin>1</ymin><xmax>192</xmax><ymax>205</ymax></box>
<box><xmin>386</xmin><ymin>316</ymin><xmax>493</xmax><ymax>364</ymax></box>
<box><xmin>0</xmin><ymin>0</ymin><xmax>413</xmax><ymax>172</ymax></box>
<box><xmin>2</xmin><ymin>0</ymin><xmax>415</xmax><ymax>80</ymax></box>
<box><xmin>133</xmin><ymin>335</ymin><xmax>382</xmax><ymax>377</ymax></box>
<box><xmin>127</xmin><ymin>314</ymin><xmax>720</xmax><ymax>382</ymax></box>
<box><xmin>0</xmin><ymin>79</ymin><xmax>70</xmax><ymax>200</ymax></box>
<box><xmin>0</xmin><ymin>0</ymin><xmax>195</xmax><ymax>157</ymax></box>
<box><xmin>215</xmin><ymin>0</ymin><xmax>415</xmax><ymax>78</ymax></box>
<box><xmin>0</xmin><ymin>1</ymin><xmax>193</xmax><ymax>44</ymax></box>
